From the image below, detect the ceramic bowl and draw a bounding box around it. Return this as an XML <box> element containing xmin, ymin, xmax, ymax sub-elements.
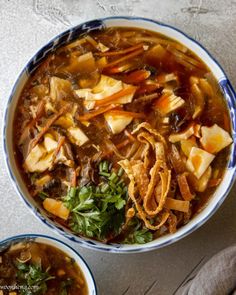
<box><xmin>3</xmin><ymin>16</ymin><xmax>236</xmax><ymax>253</ymax></box>
<box><xmin>0</xmin><ymin>234</ymin><xmax>97</xmax><ymax>294</ymax></box>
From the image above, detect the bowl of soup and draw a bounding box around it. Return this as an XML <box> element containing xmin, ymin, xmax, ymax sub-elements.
<box><xmin>0</xmin><ymin>234</ymin><xmax>97</xmax><ymax>294</ymax></box>
<box><xmin>3</xmin><ymin>16</ymin><xmax>236</xmax><ymax>253</ymax></box>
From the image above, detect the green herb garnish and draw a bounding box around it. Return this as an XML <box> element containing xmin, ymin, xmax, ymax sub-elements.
<box><xmin>16</xmin><ymin>262</ymin><xmax>55</xmax><ymax>295</ymax></box>
<box><xmin>124</xmin><ymin>218</ymin><xmax>153</xmax><ymax>244</ymax></box>
<box><xmin>125</xmin><ymin>228</ymin><xmax>153</xmax><ymax>244</ymax></box>
<box><xmin>63</xmin><ymin>161</ymin><xmax>127</xmax><ymax>240</ymax></box>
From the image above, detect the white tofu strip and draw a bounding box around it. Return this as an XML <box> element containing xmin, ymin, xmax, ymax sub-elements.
<box><xmin>169</xmin><ymin>125</ymin><xmax>195</xmax><ymax>143</ymax></box>
<box><xmin>67</xmin><ymin>127</ymin><xmax>89</xmax><ymax>146</ymax></box>
<box><xmin>104</xmin><ymin>113</ymin><xmax>133</xmax><ymax>134</ymax></box>
<box><xmin>75</xmin><ymin>75</ymin><xmax>136</xmax><ymax>110</ymax></box>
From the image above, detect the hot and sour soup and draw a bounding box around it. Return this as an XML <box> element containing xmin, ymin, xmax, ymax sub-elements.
<box><xmin>14</xmin><ymin>27</ymin><xmax>233</xmax><ymax>244</ymax></box>
<box><xmin>0</xmin><ymin>241</ymin><xmax>88</xmax><ymax>295</ymax></box>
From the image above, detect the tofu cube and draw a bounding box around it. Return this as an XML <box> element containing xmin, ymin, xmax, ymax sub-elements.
<box><xmin>200</xmin><ymin>124</ymin><xmax>233</xmax><ymax>154</ymax></box>
<box><xmin>67</xmin><ymin>127</ymin><xmax>89</xmax><ymax>146</ymax></box>
<box><xmin>186</xmin><ymin>147</ymin><xmax>215</xmax><ymax>179</ymax></box>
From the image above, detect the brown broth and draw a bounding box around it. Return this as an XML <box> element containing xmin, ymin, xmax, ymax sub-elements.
<box><xmin>13</xmin><ymin>27</ymin><xmax>232</xmax><ymax>243</ymax></box>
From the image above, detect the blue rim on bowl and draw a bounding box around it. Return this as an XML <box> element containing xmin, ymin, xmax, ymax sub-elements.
<box><xmin>3</xmin><ymin>16</ymin><xmax>236</xmax><ymax>253</ymax></box>
<box><xmin>0</xmin><ymin>234</ymin><xmax>97</xmax><ymax>295</ymax></box>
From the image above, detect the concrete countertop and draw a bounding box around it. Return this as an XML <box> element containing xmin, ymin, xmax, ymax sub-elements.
<box><xmin>0</xmin><ymin>1</ymin><xmax>236</xmax><ymax>294</ymax></box>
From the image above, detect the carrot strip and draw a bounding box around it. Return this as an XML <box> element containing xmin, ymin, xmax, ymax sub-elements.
<box><xmin>28</xmin><ymin>104</ymin><xmax>71</xmax><ymax>154</ymax></box>
<box><xmin>177</xmin><ymin>173</ymin><xmax>194</xmax><ymax>201</ymax></box>
<box><xmin>97</xmin><ymin>43</ymin><xmax>144</xmax><ymax>56</ymax></box>
<box><xmin>103</xmin><ymin>48</ymin><xmax>144</xmax><ymax>69</ymax></box>
<box><xmin>51</xmin><ymin>136</ymin><xmax>65</xmax><ymax>164</ymax></box>
<box><xmin>136</xmin><ymin>83</ymin><xmax>160</xmax><ymax>95</ymax></box>
<box><xmin>77</xmin><ymin>104</ymin><xmax>117</xmax><ymax>121</ymax></box>
<box><xmin>94</xmin><ymin>87</ymin><xmax>136</xmax><ymax>107</ymax></box>
<box><xmin>103</xmin><ymin>63</ymin><xmax>134</xmax><ymax>74</ymax></box>
<box><xmin>122</xmin><ymin>70</ymin><xmax>151</xmax><ymax>84</ymax></box>
<box><xmin>19</xmin><ymin>100</ymin><xmax>45</xmax><ymax>145</ymax></box>
<box><xmin>106</xmin><ymin>109</ymin><xmax>146</xmax><ymax>119</ymax></box>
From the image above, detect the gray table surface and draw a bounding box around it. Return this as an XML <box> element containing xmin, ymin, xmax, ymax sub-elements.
<box><xmin>0</xmin><ymin>1</ymin><xmax>236</xmax><ymax>294</ymax></box>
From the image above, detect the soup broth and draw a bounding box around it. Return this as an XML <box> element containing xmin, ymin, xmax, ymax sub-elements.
<box><xmin>0</xmin><ymin>241</ymin><xmax>88</xmax><ymax>295</ymax></box>
<box><xmin>13</xmin><ymin>27</ymin><xmax>232</xmax><ymax>244</ymax></box>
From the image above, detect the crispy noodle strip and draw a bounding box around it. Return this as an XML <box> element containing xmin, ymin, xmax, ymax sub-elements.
<box><xmin>132</xmin><ymin>161</ymin><xmax>149</xmax><ymax>199</ymax></box>
<box><xmin>132</xmin><ymin>122</ymin><xmax>167</xmax><ymax>147</ymax></box>
<box><xmin>119</xmin><ymin>122</ymin><xmax>181</xmax><ymax>230</ymax></box>
<box><xmin>118</xmin><ymin>159</ymin><xmax>170</xmax><ymax>230</ymax></box>
<box><xmin>145</xmin><ymin>169</ymin><xmax>171</xmax><ymax>216</ymax></box>
<box><xmin>131</xmin><ymin>141</ymin><xmax>150</xmax><ymax>170</ymax></box>
<box><xmin>168</xmin><ymin>211</ymin><xmax>177</xmax><ymax>233</ymax></box>
<box><xmin>143</xmin><ymin>142</ymin><xmax>171</xmax><ymax>216</ymax></box>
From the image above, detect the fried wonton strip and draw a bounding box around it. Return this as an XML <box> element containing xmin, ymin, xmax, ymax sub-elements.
<box><xmin>168</xmin><ymin>211</ymin><xmax>177</xmax><ymax>233</ymax></box>
<box><xmin>132</xmin><ymin>135</ymin><xmax>151</xmax><ymax>170</ymax></box>
<box><xmin>118</xmin><ymin>159</ymin><xmax>170</xmax><ymax>230</ymax></box>
<box><xmin>177</xmin><ymin>173</ymin><xmax>194</xmax><ymax>201</ymax></box>
<box><xmin>137</xmin><ymin>131</ymin><xmax>156</xmax><ymax>149</ymax></box>
<box><xmin>164</xmin><ymin>198</ymin><xmax>190</xmax><ymax>213</ymax></box>
<box><xmin>28</xmin><ymin>103</ymin><xmax>71</xmax><ymax>155</ymax></box>
<box><xmin>132</xmin><ymin>161</ymin><xmax>150</xmax><ymax>199</ymax></box>
<box><xmin>135</xmin><ymin>128</ymin><xmax>171</xmax><ymax>215</ymax></box>
<box><xmin>145</xmin><ymin>168</ymin><xmax>171</xmax><ymax>216</ymax></box>
<box><xmin>132</xmin><ymin>122</ymin><xmax>167</xmax><ymax>147</ymax></box>
<box><xmin>143</xmin><ymin>159</ymin><xmax>160</xmax><ymax>214</ymax></box>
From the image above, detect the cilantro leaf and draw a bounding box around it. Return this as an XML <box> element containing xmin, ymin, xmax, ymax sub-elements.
<box><xmin>63</xmin><ymin>161</ymin><xmax>127</xmax><ymax>240</ymax></box>
<box><xmin>133</xmin><ymin>229</ymin><xmax>153</xmax><ymax>244</ymax></box>
<box><xmin>16</xmin><ymin>262</ymin><xmax>55</xmax><ymax>295</ymax></box>
<box><xmin>124</xmin><ymin>219</ymin><xmax>153</xmax><ymax>244</ymax></box>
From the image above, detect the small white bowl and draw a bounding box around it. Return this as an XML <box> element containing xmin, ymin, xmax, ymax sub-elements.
<box><xmin>3</xmin><ymin>16</ymin><xmax>236</xmax><ymax>253</ymax></box>
<box><xmin>0</xmin><ymin>234</ymin><xmax>97</xmax><ymax>294</ymax></box>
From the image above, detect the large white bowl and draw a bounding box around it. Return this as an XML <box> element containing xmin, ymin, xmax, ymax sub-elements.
<box><xmin>0</xmin><ymin>234</ymin><xmax>97</xmax><ymax>294</ymax></box>
<box><xmin>3</xmin><ymin>16</ymin><xmax>236</xmax><ymax>253</ymax></box>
